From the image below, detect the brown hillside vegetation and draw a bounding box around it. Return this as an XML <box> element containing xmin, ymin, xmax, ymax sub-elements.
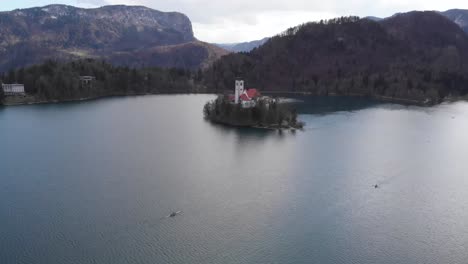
<box><xmin>109</xmin><ymin>41</ymin><xmax>229</xmax><ymax>69</ymax></box>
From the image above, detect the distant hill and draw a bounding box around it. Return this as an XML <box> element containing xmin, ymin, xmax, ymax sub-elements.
<box><xmin>364</xmin><ymin>16</ymin><xmax>383</xmax><ymax>21</ymax></box>
<box><xmin>216</xmin><ymin>38</ymin><xmax>269</xmax><ymax>52</ymax></box>
<box><xmin>204</xmin><ymin>12</ymin><xmax>468</xmax><ymax>103</ymax></box>
<box><xmin>441</xmin><ymin>9</ymin><xmax>468</xmax><ymax>33</ymax></box>
<box><xmin>364</xmin><ymin>10</ymin><xmax>468</xmax><ymax>34</ymax></box>
<box><xmin>0</xmin><ymin>4</ymin><xmax>227</xmax><ymax>71</ymax></box>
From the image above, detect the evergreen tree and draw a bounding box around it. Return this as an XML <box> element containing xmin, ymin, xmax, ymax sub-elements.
<box><xmin>0</xmin><ymin>85</ymin><xmax>4</xmax><ymax>103</ymax></box>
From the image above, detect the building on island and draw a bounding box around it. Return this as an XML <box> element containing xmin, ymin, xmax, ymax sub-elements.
<box><xmin>231</xmin><ymin>79</ymin><xmax>261</xmax><ymax>108</ymax></box>
<box><xmin>234</xmin><ymin>79</ymin><xmax>244</xmax><ymax>104</ymax></box>
<box><xmin>2</xmin><ymin>83</ymin><xmax>25</xmax><ymax>96</ymax></box>
<box><xmin>239</xmin><ymin>89</ymin><xmax>260</xmax><ymax>108</ymax></box>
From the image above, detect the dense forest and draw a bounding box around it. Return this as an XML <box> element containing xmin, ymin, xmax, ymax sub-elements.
<box><xmin>0</xmin><ymin>59</ymin><xmax>203</xmax><ymax>103</ymax></box>
<box><xmin>203</xmin><ymin>13</ymin><xmax>468</xmax><ymax>104</ymax></box>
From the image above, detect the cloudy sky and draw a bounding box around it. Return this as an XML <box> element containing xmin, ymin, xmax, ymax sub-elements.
<box><xmin>1</xmin><ymin>0</ymin><xmax>468</xmax><ymax>43</ymax></box>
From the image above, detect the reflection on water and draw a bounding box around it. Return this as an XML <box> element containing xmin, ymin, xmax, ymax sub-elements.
<box><xmin>206</xmin><ymin>120</ymin><xmax>294</xmax><ymax>140</ymax></box>
<box><xmin>270</xmin><ymin>95</ymin><xmax>381</xmax><ymax>115</ymax></box>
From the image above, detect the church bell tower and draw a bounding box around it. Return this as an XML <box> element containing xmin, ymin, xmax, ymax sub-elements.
<box><xmin>235</xmin><ymin>79</ymin><xmax>244</xmax><ymax>104</ymax></box>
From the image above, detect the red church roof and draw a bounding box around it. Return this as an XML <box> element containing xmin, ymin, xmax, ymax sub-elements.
<box><xmin>246</xmin><ymin>89</ymin><xmax>260</xmax><ymax>98</ymax></box>
<box><xmin>239</xmin><ymin>93</ymin><xmax>250</xmax><ymax>101</ymax></box>
<box><xmin>238</xmin><ymin>89</ymin><xmax>260</xmax><ymax>101</ymax></box>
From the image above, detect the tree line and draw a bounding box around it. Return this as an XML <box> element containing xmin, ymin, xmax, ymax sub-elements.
<box><xmin>0</xmin><ymin>59</ymin><xmax>203</xmax><ymax>103</ymax></box>
<box><xmin>0</xmin><ymin>83</ymin><xmax>4</xmax><ymax>103</ymax></box>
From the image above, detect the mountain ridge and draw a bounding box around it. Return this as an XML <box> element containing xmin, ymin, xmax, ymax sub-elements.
<box><xmin>212</xmin><ymin>9</ymin><xmax>468</xmax><ymax>56</ymax></box>
<box><xmin>361</xmin><ymin>9</ymin><xmax>468</xmax><ymax>34</ymax></box>
<box><xmin>442</xmin><ymin>9</ymin><xmax>468</xmax><ymax>33</ymax></box>
<box><xmin>0</xmin><ymin>4</ymin><xmax>226</xmax><ymax>71</ymax></box>
<box><xmin>203</xmin><ymin>12</ymin><xmax>468</xmax><ymax>103</ymax></box>
<box><xmin>215</xmin><ymin>38</ymin><xmax>270</xmax><ymax>52</ymax></box>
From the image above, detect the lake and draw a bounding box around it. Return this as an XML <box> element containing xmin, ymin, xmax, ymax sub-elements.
<box><xmin>1</xmin><ymin>94</ymin><xmax>468</xmax><ymax>264</ymax></box>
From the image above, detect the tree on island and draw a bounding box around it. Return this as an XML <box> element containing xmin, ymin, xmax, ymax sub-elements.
<box><xmin>204</xmin><ymin>95</ymin><xmax>303</xmax><ymax>129</ymax></box>
<box><xmin>0</xmin><ymin>85</ymin><xmax>4</xmax><ymax>103</ymax></box>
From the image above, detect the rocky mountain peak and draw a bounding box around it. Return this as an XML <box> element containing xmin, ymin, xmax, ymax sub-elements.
<box><xmin>0</xmin><ymin>4</ymin><xmax>215</xmax><ymax>71</ymax></box>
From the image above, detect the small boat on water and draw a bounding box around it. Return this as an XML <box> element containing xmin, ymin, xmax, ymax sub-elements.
<box><xmin>168</xmin><ymin>211</ymin><xmax>182</xmax><ymax>218</ymax></box>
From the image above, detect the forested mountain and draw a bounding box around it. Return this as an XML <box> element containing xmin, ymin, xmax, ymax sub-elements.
<box><xmin>216</xmin><ymin>38</ymin><xmax>270</xmax><ymax>52</ymax></box>
<box><xmin>363</xmin><ymin>10</ymin><xmax>468</xmax><ymax>34</ymax></box>
<box><xmin>0</xmin><ymin>4</ymin><xmax>227</xmax><ymax>71</ymax></box>
<box><xmin>204</xmin><ymin>12</ymin><xmax>468</xmax><ymax>103</ymax></box>
<box><xmin>364</xmin><ymin>16</ymin><xmax>383</xmax><ymax>22</ymax></box>
<box><xmin>442</xmin><ymin>9</ymin><xmax>468</xmax><ymax>33</ymax></box>
<box><xmin>214</xmin><ymin>10</ymin><xmax>468</xmax><ymax>55</ymax></box>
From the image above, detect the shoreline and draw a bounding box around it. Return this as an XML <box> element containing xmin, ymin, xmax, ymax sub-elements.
<box><xmin>1</xmin><ymin>91</ymin><xmax>213</xmax><ymax>107</ymax></box>
<box><xmin>207</xmin><ymin>117</ymin><xmax>303</xmax><ymax>130</ymax></box>
<box><xmin>261</xmin><ymin>91</ymin><xmax>440</xmax><ymax>106</ymax></box>
<box><xmin>2</xmin><ymin>91</ymin><xmax>465</xmax><ymax>107</ymax></box>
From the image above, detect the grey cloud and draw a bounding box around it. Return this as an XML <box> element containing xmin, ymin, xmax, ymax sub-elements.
<box><xmin>70</xmin><ymin>0</ymin><xmax>468</xmax><ymax>42</ymax></box>
<box><xmin>133</xmin><ymin>0</ymin><xmax>341</xmax><ymax>23</ymax></box>
<box><xmin>75</xmin><ymin>0</ymin><xmax>468</xmax><ymax>25</ymax></box>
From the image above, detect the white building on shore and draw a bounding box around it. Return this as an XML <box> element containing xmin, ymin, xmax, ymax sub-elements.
<box><xmin>2</xmin><ymin>83</ymin><xmax>25</xmax><ymax>96</ymax></box>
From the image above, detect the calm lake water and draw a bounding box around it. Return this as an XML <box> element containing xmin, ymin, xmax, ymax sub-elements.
<box><xmin>1</xmin><ymin>94</ymin><xmax>468</xmax><ymax>264</ymax></box>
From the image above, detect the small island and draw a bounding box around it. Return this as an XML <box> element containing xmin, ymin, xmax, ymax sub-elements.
<box><xmin>203</xmin><ymin>79</ymin><xmax>304</xmax><ymax>129</ymax></box>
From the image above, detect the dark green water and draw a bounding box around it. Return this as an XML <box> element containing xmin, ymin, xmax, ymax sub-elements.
<box><xmin>1</xmin><ymin>95</ymin><xmax>468</xmax><ymax>264</ymax></box>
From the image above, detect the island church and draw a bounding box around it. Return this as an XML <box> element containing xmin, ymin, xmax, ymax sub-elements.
<box><xmin>230</xmin><ymin>79</ymin><xmax>260</xmax><ymax>108</ymax></box>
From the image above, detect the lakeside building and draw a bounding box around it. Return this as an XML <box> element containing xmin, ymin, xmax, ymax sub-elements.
<box><xmin>79</xmin><ymin>76</ymin><xmax>95</xmax><ymax>84</ymax></box>
<box><xmin>79</xmin><ymin>76</ymin><xmax>96</xmax><ymax>90</ymax></box>
<box><xmin>2</xmin><ymin>83</ymin><xmax>25</xmax><ymax>96</ymax></box>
